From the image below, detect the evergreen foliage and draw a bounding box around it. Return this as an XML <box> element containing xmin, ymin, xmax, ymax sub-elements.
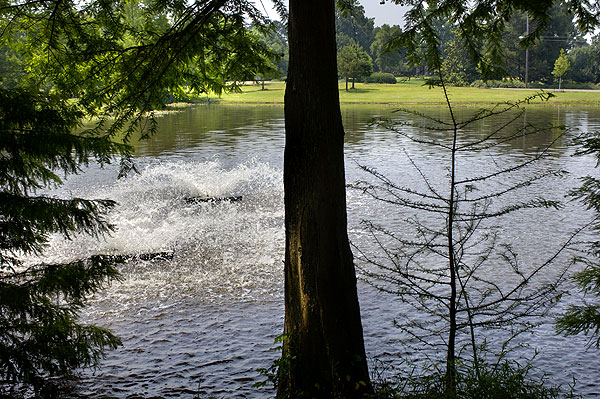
<box><xmin>1</xmin><ymin>0</ymin><xmax>280</xmax><ymax>138</ymax></box>
<box><xmin>441</xmin><ymin>29</ymin><xmax>479</xmax><ymax>86</ymax></box>
<box><xmin>0</xmin><ymin>88</ymin><xmax>129</xmax><ymax>395</ymax></box>
<box><xmin>371</xmin><ymin>358</ymin><xmax>570</xmax><ymax>399</ymax></box>
<box><xmin>254</xmin><ymin>20</ymin><xmax>288</xmax><ymax>78</ymax></box>
<box><xmin>370</xmin><ymin>24</ymin><xmax>407</xmax><ymax>75</ymax></box>
<box><xmin>335</xmin><ymin>0</ymin><xmax>376</xmax><ymax>56</ymax></box>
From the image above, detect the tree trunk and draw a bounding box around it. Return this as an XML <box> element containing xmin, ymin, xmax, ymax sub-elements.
<box><xmin>278</xmin><ymin>0</ymin><xmax>373</xmax><ymax>398</ymax></box>
<box><xmin>346</xmin><ymin>77</ymin><xmax>349</xmax><ymax>91</ymax></box>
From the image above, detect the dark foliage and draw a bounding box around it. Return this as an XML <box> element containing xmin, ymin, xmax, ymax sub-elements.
<box><xmin>370</xmin><ymin>358</ymin><xmax>570</xmax><ymax>399</ymax></box>
<box><xmin>0</xmin><ymin>88</ymin><xmax>129</xmax><ymax>396</ymax></box>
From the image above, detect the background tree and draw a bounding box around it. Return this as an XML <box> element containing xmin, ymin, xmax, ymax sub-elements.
<box><xmin>335</xmin><ymin>1</ymin><xmax>376</xmax><ymax>57</ymax></box>
<box><xmin>254</xmin><ymin>20</ymin><xmax>289</xmax><ymax>82</ymax></box>
<box><xmin>526</xmin><ymin>3</ymin><xmax>584</xmax><ymax>84</ymax></box>
<box><xmin>371</xmin><ymin>24</ymin><xmax>407</xmax><ymax>75</ymax></box>
<box><xmin>279</xmin><ymin>0</ymin><xmax>373</xmax><ymax>397</ymax></box>
<box><xmin>441</xmin><ymin>28</ymin><xmax>480</xmax><ymax>86</ymax></box>
<box><xmin>566</xmin><ymin>34</ymin><xmax>600</xmax><ymax>84</ymax></box>
<box><xmin>501</xmin><ymin>11</ymin><xmax>529</xmax><ymax>81</ymax></box>
<box><xmin>338</xmin><ymin>43</ymin><xmax>373</xmax><ymax>90</ymax></box>
<box><xmin>387</xmin><ymin>0</ymin><xmax>597</xmax><ymax>83</ymax></box>
<box><xmin>552</xmin><ymin>48</ymin><xmax>570</xmax><ymax>90</ymax></box>
<box><xmin>501</xmin><ymin>4</ymin><xmax>585</xmax><ymax>85</ymax></box>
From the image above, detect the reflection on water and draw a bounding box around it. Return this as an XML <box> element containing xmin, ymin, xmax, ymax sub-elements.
<box><xmin>35</xmin><ymin>104</ymin><xmax>600</xmax><ymax>397</ymax></box>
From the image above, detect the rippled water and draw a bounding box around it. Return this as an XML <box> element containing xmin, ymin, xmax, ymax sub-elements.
<box><xmin>35</xmin><ymin>104</ymin><xmax>600</xmax><ymax>397</ymax></box>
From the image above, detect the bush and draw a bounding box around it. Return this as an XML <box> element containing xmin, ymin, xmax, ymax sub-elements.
<box><xmin>367</xmin><ymin>72</ymin><xmax>397</xmax><ymax>84</ymax></box>
<box><xmin>470</xmin><ymin>79</ymin><xmax>527</xmax><ymax>89</ymax></box>
<box><xmin>470</xmin><ymin>79</ymin><xmax>600</xmax><ymax>90</ymax></box>
<box><xmin>560</xmin><ymin>80</ymin><xmax>600</xmax><ymax>90</ymax></box>
<box><xmin>370</xmin><ymin>359</ymin><xmax>575</xmax><ymax>399</ymax></box>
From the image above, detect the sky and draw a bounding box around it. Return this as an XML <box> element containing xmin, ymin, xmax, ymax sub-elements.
<box><xmin>358</xmin><ymin>0</ymin><xmax>410</xmax><ymax>27</ymax></box>
<box><xmin>259</xmin><ymin>0</ymin><xmax>409</xmax><ymax>28</ymax></box>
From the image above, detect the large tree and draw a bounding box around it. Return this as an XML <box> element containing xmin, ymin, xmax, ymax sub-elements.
<box><xmin>335</xmin><ymin>0</ymin><xmax>376</xmax><ymax>56</ymax></box>
<box><xmin>278</xmin><ymin>0</ymin><xmax>373</xmax><ymax>397</ymax></box>
<box><xmin>371</xmin><ymin>24</ymin><xmax>406</xmax><ymax>74</ymax></box>
<box><xmin>567</xmin><ymin>33</ymin><xmax>600</xmax><ymax>83</ymax></box>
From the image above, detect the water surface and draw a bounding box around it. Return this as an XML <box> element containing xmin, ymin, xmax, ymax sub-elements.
<box><xmin>37</xmin><ymin>104</ymin><xmax>600</xmax><ymax>397</ymax></box>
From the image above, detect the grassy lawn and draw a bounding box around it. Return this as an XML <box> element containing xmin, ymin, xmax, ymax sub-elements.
<box><xmin>210</xmin><ymin>79</ymin><xmax>600</xmax><ymax>106</ymax></box>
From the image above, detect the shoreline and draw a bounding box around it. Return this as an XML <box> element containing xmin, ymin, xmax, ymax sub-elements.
<box><xmin>205</xmin><ymin>80</ymin><xmax>600</xmax><ymax>106</ymax></box>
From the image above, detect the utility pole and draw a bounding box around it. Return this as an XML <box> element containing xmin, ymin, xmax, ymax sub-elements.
<box><xmin>525</xmin><ymin>13</ymin><xmax>529</xmax><ymax>88</ymax></box>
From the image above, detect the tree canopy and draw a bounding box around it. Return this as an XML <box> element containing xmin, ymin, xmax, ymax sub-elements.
<box><xmin>335</xmin><ymin>1</ymin><xmax>376</xmax><ymax>56</ymax></box>
<box><xmin>1</xmin><ymin>0</ymin><xmax>280</xmax><ymax>137</ymax></box>
<box><xmin>371</xmin><ymin>24</ymin><xmax>407</xmax><ymax>75</ymax></box>
<box><xmin>566</xmin><ymin>36</ymin><xmax>600</xmax><ymax>83</ymax></box>
<box><xmin>385</xmin><ymin>0</ymin><xmax>598</xmax><ymax>82</ymax></box>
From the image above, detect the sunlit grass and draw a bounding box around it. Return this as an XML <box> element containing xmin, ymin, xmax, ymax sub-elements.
<box><xmin>211</xmin><ymin>79</ymin><xmax>600</xmax><ymax>105</ymax></box>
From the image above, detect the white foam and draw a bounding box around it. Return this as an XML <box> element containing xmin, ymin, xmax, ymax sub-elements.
<box><xmin>28</xmin><ymin>159</ymin><xmax>285</xmax><ymax>304</ymax></box>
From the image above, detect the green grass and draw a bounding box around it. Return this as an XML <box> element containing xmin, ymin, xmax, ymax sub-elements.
<box><xmin>211</xmin><ymin>79</ymin><xmax>600</xmax><ymax>106</ymax></box>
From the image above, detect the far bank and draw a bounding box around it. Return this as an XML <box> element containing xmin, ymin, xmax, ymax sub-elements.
<box><xmin>204</xmin><ymin>80</ymin><xmax>600</xmax><ymax>106</ymax></box>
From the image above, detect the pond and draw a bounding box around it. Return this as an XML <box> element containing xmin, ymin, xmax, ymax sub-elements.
<box><xmin>37</xmin><ymin>103</ymin><xmax>600</xmax><ymax>398</ymax></box>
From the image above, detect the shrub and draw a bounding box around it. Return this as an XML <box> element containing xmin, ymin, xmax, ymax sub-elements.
<box><xmin>470</xmin><ymin>79</ymin><xmax>526</xmax><ymax>88</ymax></box>
<box><xmin>367</xmin><ymin>72</ymin><xmax>397</xmax><ymax>84</ymax></box>
<box><xmin>370</xmin><ymin>359</ymin><xmax>574</xmax><ymax>399</ymax></box>
<box><xmin>560</xmin><ymin>80</ymin><xmax>600</xmax><ymax>90</ymax></box>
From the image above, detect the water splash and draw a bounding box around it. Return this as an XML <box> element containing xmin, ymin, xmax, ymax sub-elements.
<box><xmin>33</xmin><ymin>159</ymin><xmax>284</xmax><ymax>308</ymax></box>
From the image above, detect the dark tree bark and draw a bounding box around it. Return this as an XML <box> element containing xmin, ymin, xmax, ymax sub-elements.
<box><xmin>278</xmin><ymin>0</ymin><xmax>373</xmax><ymax>398</ymax></box>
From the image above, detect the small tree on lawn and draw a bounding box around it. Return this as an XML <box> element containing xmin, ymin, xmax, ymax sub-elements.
<box><xmin>337</xmin><ymin>43</ymin><xmax>373</xmax><ymax>91</ymax></box>
<box><xmin>552</xmin><ymin>49</ymin><xmax>570</xmax><ymax>91</ymax></box>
